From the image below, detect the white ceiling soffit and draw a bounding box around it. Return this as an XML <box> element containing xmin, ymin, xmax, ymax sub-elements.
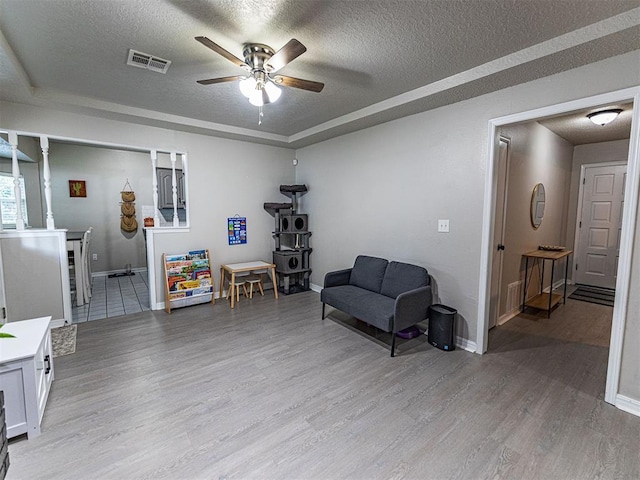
<box><xmin>538</xmin><ymin>103</ymin><xmax>633</xmax><ymax>145</ymax></box>
<box><xmin>0</xmin><ymin>1</ymin><xmax>638</xmax><ymax>148</ymax></box>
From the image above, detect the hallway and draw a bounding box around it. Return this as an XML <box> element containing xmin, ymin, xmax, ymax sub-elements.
<box><xmin>72</xmin><ymin>270</ymin><xmax>150</xmax><ymax>323</ymax></box>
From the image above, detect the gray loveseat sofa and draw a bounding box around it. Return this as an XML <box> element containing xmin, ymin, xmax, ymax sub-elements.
<box><xmin>321</xmin><ymin>255</ymin><xmax>432</xmax><ymax>356</ymax></box>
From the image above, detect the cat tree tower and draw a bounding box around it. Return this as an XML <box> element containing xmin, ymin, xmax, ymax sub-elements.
<box><xmin>264</xmin><ymin>185</ymin><xmax>311</xmax><ymax>294</ymax></box>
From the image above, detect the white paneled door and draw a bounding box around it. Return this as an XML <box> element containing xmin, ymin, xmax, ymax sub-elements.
<box><xmin>575</xmin><ymin>163</ymin><xmax>626</xmax><ymax>289</ymax></box>
<box><xmin>489</xmin><ymin>137</ymin><xmax>510</xmax><ymax>328</ymax></box>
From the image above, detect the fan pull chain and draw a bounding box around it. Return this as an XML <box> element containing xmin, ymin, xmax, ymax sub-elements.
<box><xmin>258</xmin><ymin>106</ymin><xmax>264</xmax><ymax>125</ymax></box>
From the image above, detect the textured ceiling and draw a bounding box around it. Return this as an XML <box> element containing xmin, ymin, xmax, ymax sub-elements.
<box><xmin>0</xmin><ymin>0</ymin><xmax>638</xmax><ymax>148</ymax></box>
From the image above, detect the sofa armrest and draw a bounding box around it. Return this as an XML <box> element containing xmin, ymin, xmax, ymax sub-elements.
<box><xmin>392</xmin><ymin>285</ymin><xmax>432</xmax><ymax>333</ymax></box>
<box><xmin>324</xmin><ymin>268</ymin><xmax>352</xmax><ymax>288</ymax></box>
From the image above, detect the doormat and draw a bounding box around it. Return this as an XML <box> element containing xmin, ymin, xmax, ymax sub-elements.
<box><xmin>569</xmin><ymin>285</ymin><xmax>615</xmax><ymax>307</ymax></box>
<box><xmin>108</xmin><ymin>272</ymin><xmax>135</xmax><ymax>278</ymax></box>
<box><xmin>51</xmin><ymin>324</ymin><xmax>77</xmax><ymax>357</ymax></box>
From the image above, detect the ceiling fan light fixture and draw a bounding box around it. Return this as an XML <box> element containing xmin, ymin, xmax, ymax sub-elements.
<box><xmin>264</xmin><ymin>80</ymin><xmax>282</xmax><ymax>103</ymax></box>
<box><xmin>587</xmin><ymin>109</ymin><xmax>622</xmax><ymax>126</ymax></box>
<box><xmin>249</xmin><ymin>88</ymin><xmax>265</xmax><ymax>107</ymax></box>
<box><xmin>239</xmin><ymin>76</ymin><xmax>257</xmax><ymax>98</ymax></box>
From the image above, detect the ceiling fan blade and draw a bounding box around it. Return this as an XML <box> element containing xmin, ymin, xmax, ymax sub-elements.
<box><xmin>197</xmin><ymin>75</ymin><xmax>243</xmax><ymax>85</ymax></box>
<box><xmin>195</xmin><ymin>36</ymin><xmax>249</xmax><ymax>70</ymax></box>
<box><xmin>266</xmin><ymin>39</ymin><xmax>306</xmax><ymax>73</ymax></box>
<box><xmin>272</xmin><ymin>75</ymin><xmax>324</xmax><ymax>93</ymax></box>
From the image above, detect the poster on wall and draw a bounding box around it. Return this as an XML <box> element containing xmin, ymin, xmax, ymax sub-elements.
<box><xmin>69</xmin><ymin>180</ymin><xmax>87</xmax><ymax>197</ymax></box>
<box><xmin>228</xmin><ymin>216</ymin><xmax>247</xmax><ymax>245</ymax></box>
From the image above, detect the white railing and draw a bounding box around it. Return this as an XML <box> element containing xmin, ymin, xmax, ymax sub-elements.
<box><xmin>0</xmin><ymin>130</ymin><xmax>188</xmax><ymax>231</ymax></box>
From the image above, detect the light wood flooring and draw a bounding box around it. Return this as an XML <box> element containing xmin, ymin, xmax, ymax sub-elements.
<box><xmin>8</xmin><ymin>291</ymin><xmax>640</xmax><ymax>479</ymax></box>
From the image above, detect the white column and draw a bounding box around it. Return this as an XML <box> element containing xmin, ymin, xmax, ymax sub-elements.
<box><xmin>8</xmin><ymin>131</ymin><xmax>25</xmax><ymax>230</ymax></box>
<box><xmin>150</xmin><ymin>149</ymin><xmax>160</xmax><ymax>227</ymax></box>
<box><xmin>181</xmin><ymin>152</ymin><xmax>188</xmax><ymax>212</ymax></box>
<box><xmin>40</xmin><ymin>135</ymin><xmax>55</xmax><ymax>229</ymax></box>
<box><xmin>170</xmin><ymin>151</ymin><xmax>179</xmax><ymax>227</ymax></box>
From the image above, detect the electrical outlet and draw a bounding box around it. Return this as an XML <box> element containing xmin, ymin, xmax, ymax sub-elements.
<box><xmin>438</xmin><ymin>219</ymin><xmax>450</xmax><ymax>233</ymax></box>
<box><xmin>92</xmin><ymin>253</ymin><xmax>98</xmax><ymax>261</ymax></box>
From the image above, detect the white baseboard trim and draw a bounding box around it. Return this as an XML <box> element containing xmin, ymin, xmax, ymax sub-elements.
<box><xmin>50</xmin><ymin>318</ymin><xmax>66</xmax><ymax>328</ymax></box>
<box><xmin>153</xmin><ymin>283</ymin><xmax>278</xmax><ymax>311</ymax></box>
<box><xmin>455</xmin><ymin>335</ymin><xmax>477</xmax><ymax>353</ymax></box>
<box><xmin>310</xmin><ymin>283</ymin><xmax>322</xmax><ymax>293</ymax></box>
<box><xmin>421</xmin><ymin>331</ymin><xmax>476</xmax><ymax>353</ymax></box>
<box><xmin>616</xmin><ymin>394</ymin><xmax>640</xmax><ymax>418</ymax></box>
<box><xmin>92</xmin><ymin>267</ymin><xmax>147</xmax><ymax>278</ymax></box>
<box><xmin>498</xmin><ymin>309</ymin><xmax>520</xmax><ymax>326</ymax></box>
<box><xmin>543</xmin><ymin>279</ymin><xmax>567</xmax><ymax>293</ymax></box>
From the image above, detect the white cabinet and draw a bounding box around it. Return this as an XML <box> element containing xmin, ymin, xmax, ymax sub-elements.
<box><xmin>0</xmin><ymin>316</ymin><xmax>54</xmax><ymax>439</ymax></box>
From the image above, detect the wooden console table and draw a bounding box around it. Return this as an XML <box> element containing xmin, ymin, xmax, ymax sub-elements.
<box><xmin>219</xmin><ymin>261</ymin><xmax>278</xmax><ymax>309</ymax></box>
<box><xmin>522</xmin><ymin>249</ymin><xmax>572</xmax><ymax>318</ymax></box>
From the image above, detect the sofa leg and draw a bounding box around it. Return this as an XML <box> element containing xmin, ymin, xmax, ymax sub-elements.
<box><xmin>322</xmin><ymin>303</ymin><xmax>326</xmax><ymax>319</ymax></box>
<box><xmin>391</xmin><ymin>333</ymin><xmax>396</xmax><ymax>357</ymax></box>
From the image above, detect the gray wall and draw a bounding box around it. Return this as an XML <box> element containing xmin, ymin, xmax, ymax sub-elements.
<box><xmin>46</xmin><ymin>142</ymin><xmax>152</xmax><ymax>273</ymax></box>
<box><xmin>295</xmin><ymin>50</ymin><xmax>639</xmax><ymax>399</ymax></box>
<box><xmin>498</xmin><ymin>122</ymin><xmax>573</xmax><ymax>315</ymax></box>
<box><xmin>0</xmin><ymin>234</ymin><xmax>64</xmax><ymax>321</ymax></box>
<box><xmin>0</xmin><ymin>49</ymin><xmax>638</xmax><ymax>406</ymax></box>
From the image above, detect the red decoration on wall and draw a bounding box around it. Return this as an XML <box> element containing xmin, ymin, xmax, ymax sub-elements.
<box><xmin>69</xmin><ymin>180</ymin><xmax>86</xmax><ymax>197</ymax></box>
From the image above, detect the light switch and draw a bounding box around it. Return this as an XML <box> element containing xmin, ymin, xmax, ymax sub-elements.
<box><xmin>438</xmin><ymin>219</ymin><xmax>450</xmax><ymax>233</ymax></box>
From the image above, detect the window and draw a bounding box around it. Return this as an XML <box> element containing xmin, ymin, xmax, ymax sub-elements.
<box><xmin>0</xmin><ymin>172</ymin><xmax>28</xmax><ymax>227</ymax></box>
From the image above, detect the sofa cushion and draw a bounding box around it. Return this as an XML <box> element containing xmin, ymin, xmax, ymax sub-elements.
<box><xmin>322</xmin><ymin>285</ymin><xmax>395</xmax><ymax>331</ymax></box>
<box><xmin>380</xmin><ymin>261</ymin><xmax>429</xmax><ymax>299</ymax></box>
<box><xmin>349</xmin><ymin>255</ymin><xmax>388</xmax><ymax>293</ymax></box>
<box><xmin>321</xmin><ymin>285</ymin><xmax>368</xmax><ymax>313</ymax></box>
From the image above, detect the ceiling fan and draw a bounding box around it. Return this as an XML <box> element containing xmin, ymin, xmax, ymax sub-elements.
<box><xmin>195</xmin><ymin>36</ymin><xmax>324</xmax><ymax>107</ymax></box>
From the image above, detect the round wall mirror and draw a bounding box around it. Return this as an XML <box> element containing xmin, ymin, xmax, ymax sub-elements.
<box><xmin>530</xmin><ymin>183</ymin><xmax>545</xmax><ymax>229</ymax></box>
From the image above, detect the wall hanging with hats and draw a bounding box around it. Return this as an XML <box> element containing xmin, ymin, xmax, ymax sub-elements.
<box><xmin>120</xmin><ymin>179</ymin><xmax>138</xmax><ymax>233</ymax></box>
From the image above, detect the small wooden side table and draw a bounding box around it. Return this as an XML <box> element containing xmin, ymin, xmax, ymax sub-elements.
<box><xmin>522</xmin><ymin>249</ymin><xmax>572</xmax><ymax>318</ymax></box>
<box><xmin>220</xmin><ymin>261</ymin><xmax>278</xmax><ymax>309</ymax></box>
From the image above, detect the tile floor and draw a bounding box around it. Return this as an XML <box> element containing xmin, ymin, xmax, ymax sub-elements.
<box><xmin>72</xmin><ymin>269</ymin><xmax>150</xmax><ymax>323</ymax></box>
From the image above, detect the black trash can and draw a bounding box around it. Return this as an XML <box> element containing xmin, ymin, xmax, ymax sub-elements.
<box><xmin>428</xmin><ymin>304</ymin><xmax>457</xmax><ymax>351</ymax></box>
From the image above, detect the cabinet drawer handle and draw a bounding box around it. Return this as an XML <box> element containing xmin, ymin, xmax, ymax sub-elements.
<box><xmin>44</xmin><ymin>354</ymin><xmax>51</xmax><ymax>374</ymax></box>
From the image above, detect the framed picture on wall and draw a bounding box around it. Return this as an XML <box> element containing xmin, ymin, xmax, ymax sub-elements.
<box><xmin>69</xmin><ymin>180</ymin><xmax>87</xmax><ymax>197</ymax></box>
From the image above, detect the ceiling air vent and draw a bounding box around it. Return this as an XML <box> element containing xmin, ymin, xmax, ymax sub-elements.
<box><xmin>127</xmin><ymin>49</ymin><xmax>172</xmax><ymax>74</ymax></box>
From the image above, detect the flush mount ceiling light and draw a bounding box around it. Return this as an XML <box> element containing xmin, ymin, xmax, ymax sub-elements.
<box><xmin>587</xmin><ymin>109</ymin><xmax>623</xmax><ymax>126</ymax></box>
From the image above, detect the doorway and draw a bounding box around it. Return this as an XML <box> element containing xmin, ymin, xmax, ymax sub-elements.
<box><xmin>574</xmin><ymin>162</ymin><xmax>627</xmax><ymax>289</ymax></box>
<box><xmin>477</xmin><ymin>87</ymin><xmax>640</xmax><ymax>406</ymax></box>
<box><xmin>488</xmin><ymin>137</ymin><xmax>510</xmax><ymax>329</ymax></box>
